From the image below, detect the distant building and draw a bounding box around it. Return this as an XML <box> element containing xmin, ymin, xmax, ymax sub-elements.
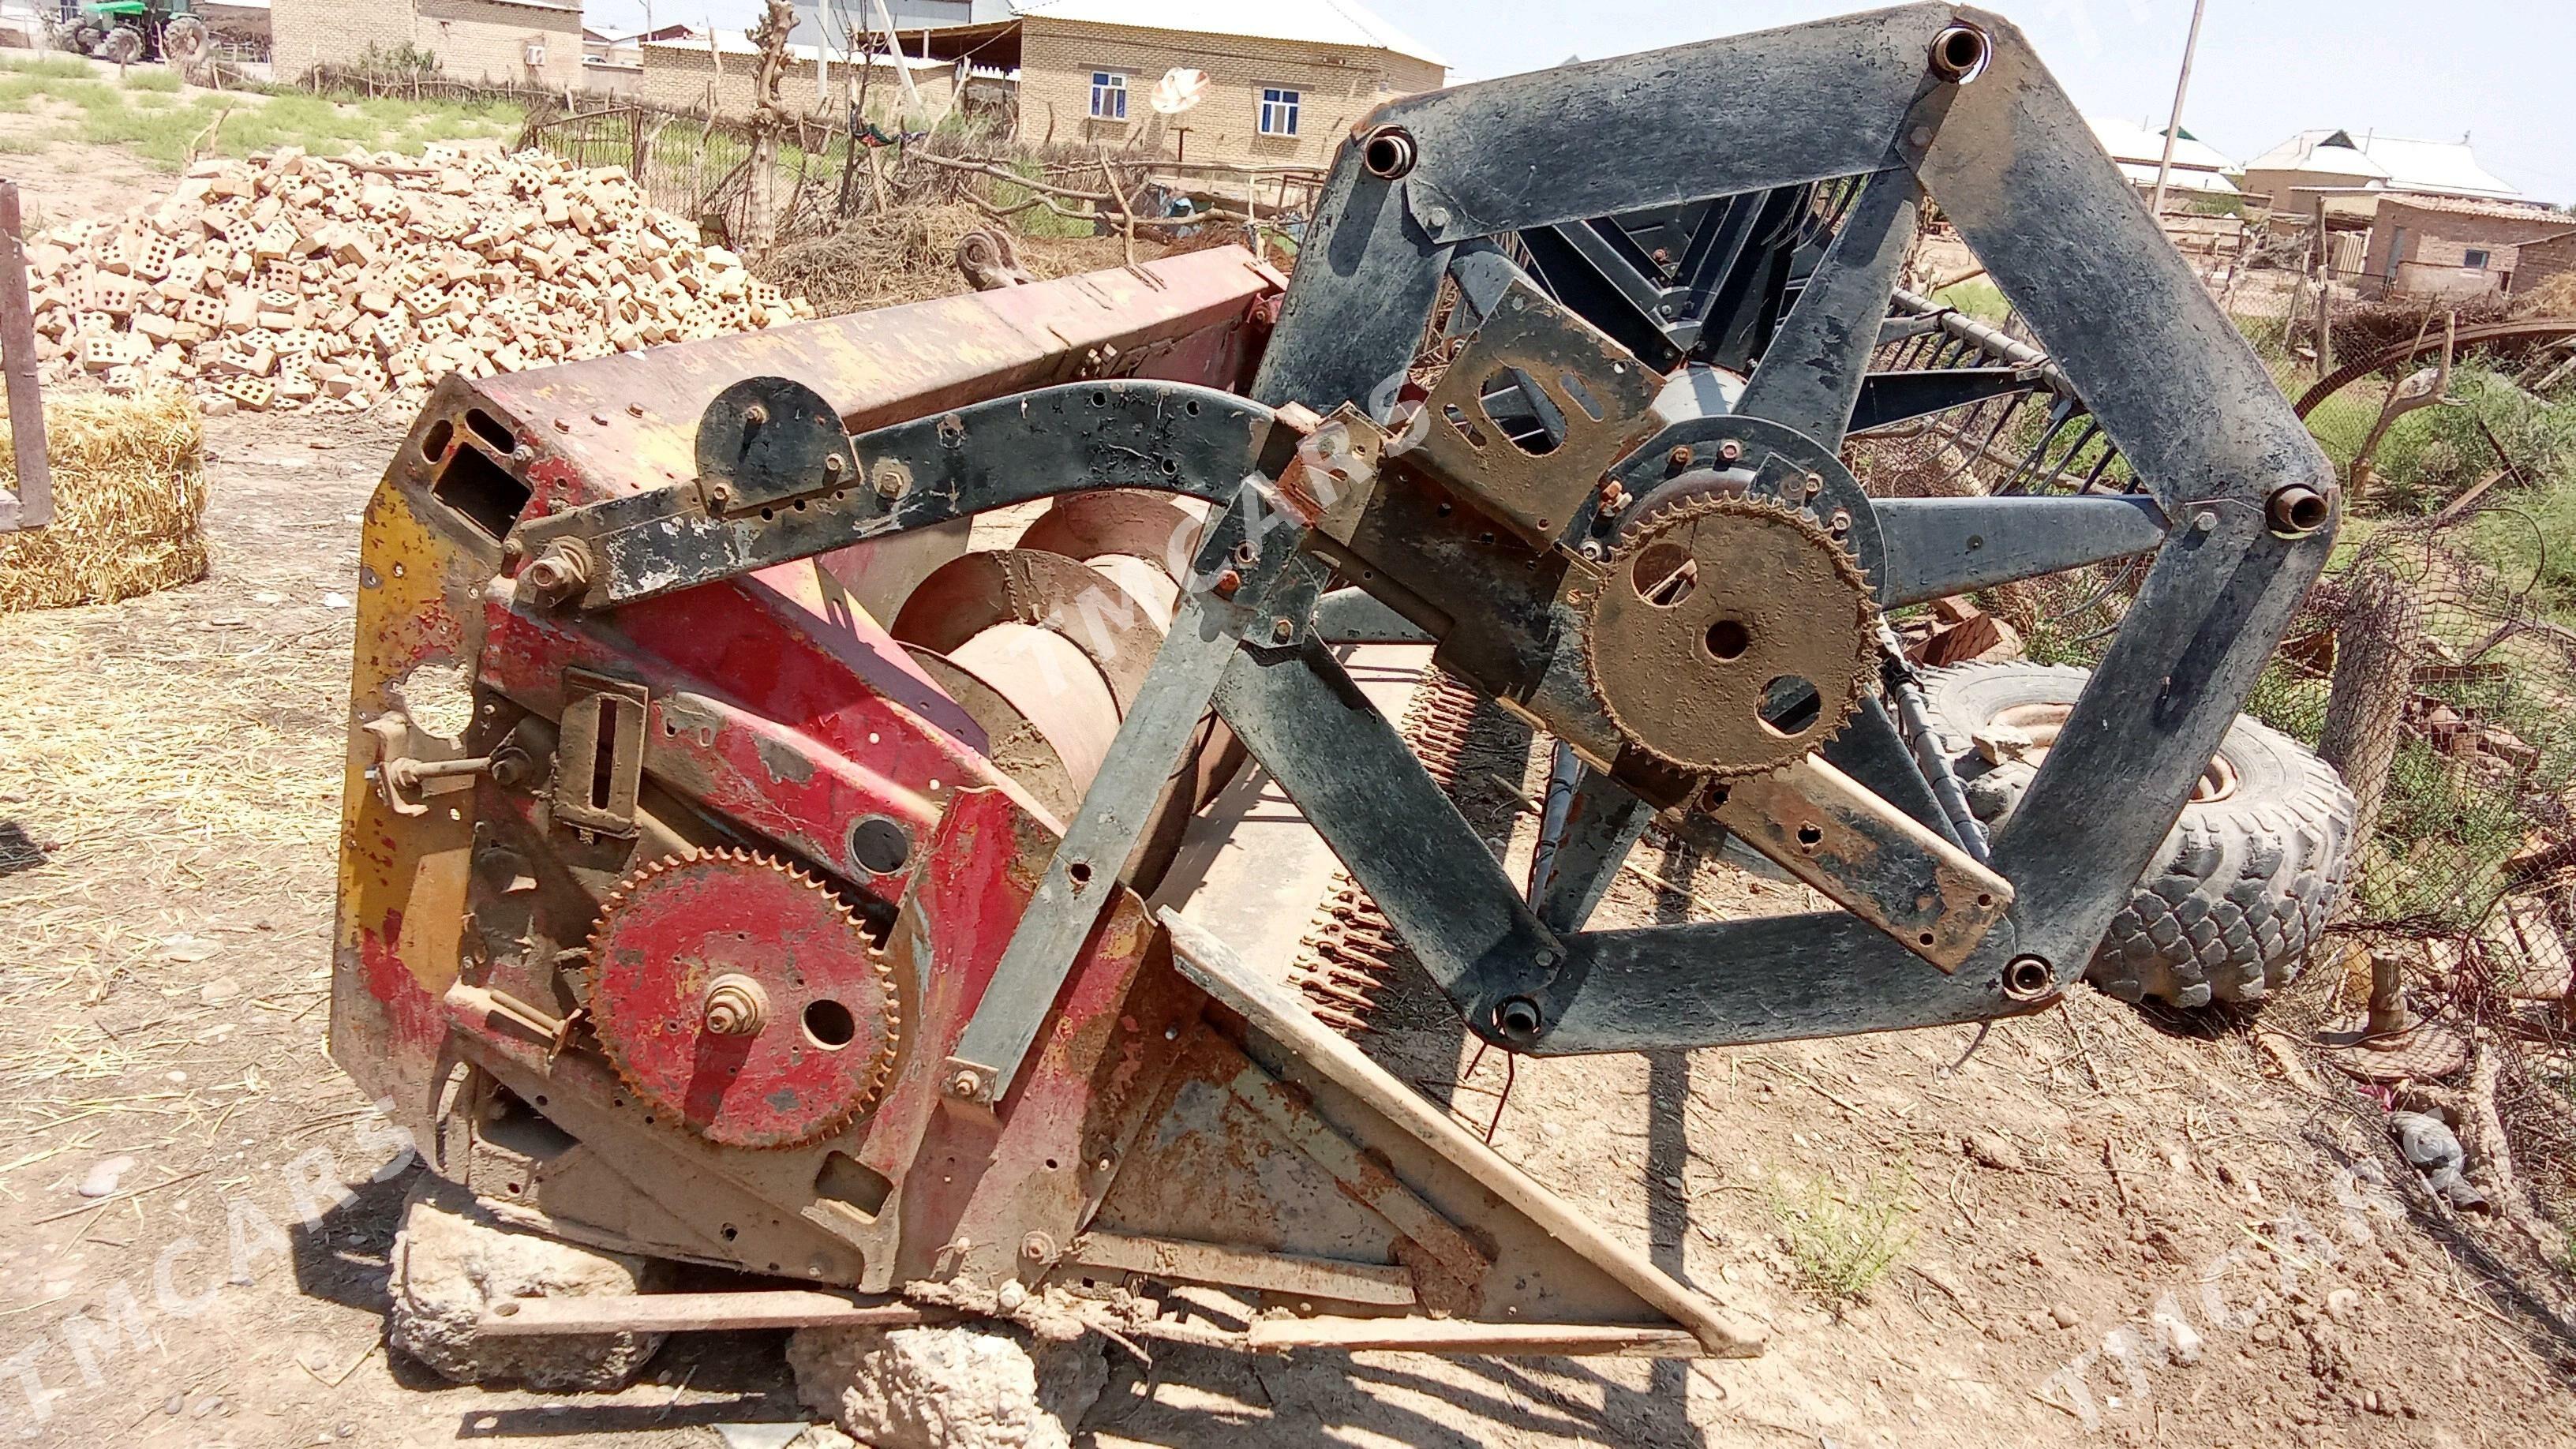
<box><xmin>2364</xmin><ymin>194</ymin><xmax>2576</xmax><ymax>299</ymax></box>
<box><xmin>635</xmin><ymin>28</ymin><xmax>964</xmax><ymax>119</ymax></box>
<box><xmin>2240</xmin><ymin>129</ymin><xmax>2522</xmax><ymax>212</ymax></box>
<box><xmin>791</xmin><ymin>0</ymin><xmax>1017</xmax><ymax>51</ymax></box>
<box><xmin>2086</xmin><ymin>117</ymin><xmax>2238</xmax><ymax>204</ymax></box>
<box><xmin>269</xmin><ymin>0</ymin><xmax>581</xmax><ymax>88</ymax></box>
<box><xmin>584</xmin><ymin>21</ymin><xmax>698</xmax><ymax>95</ymax></box>
<box><xmin>1012</xmin><ymin>0</ymin><xmax>1445</xmax><ymax>168</ymax></box>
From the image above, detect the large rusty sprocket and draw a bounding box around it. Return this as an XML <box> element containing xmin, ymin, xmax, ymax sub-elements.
<box><xmin>1587</xmin><ymin>492</ymin><xmax>1878</xmax><ymax>779</ymax></box>
<box><xmin>586</xmin><ymin>849</ymin><xmax>901</xmax><ymax>1150</ymax></box>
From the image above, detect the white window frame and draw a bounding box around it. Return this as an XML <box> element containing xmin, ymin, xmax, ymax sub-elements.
<box><xmin>1257</xmin><ymin>84</ymin><xmax>1301</xmax><ymax>137</ymax></box>
<box><xmin>1089</xmin><ymin>70</ymin><xmax>1129</xmax><ymax>122</ymax></box>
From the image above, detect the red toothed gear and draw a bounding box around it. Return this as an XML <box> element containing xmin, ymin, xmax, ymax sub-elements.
<box><xmin>586</xmin><ymin>849</ymin><xmax>902</xmax><ymax>1150</ymax></box>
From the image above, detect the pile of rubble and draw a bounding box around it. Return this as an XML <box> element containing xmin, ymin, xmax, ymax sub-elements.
<box><xmin>17</xmin><ymin>145</ymin><xmax>814</xmax><ymax>414</ymax></box>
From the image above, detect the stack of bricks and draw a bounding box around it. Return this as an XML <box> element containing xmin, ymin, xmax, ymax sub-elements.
<box><xmin>18</xmin><ymin>144</ymin><xmax>814</xmax><ymax>414</ymax></box>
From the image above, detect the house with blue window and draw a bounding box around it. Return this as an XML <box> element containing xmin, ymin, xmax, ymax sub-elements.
<box><xmin>1012</xmin><ymin>0</ymin><xmax>1444</xmax><ymax>167</ymax></box>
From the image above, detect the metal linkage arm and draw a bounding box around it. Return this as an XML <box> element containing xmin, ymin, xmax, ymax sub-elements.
<box><xmin>512</xmin><ymin>380</ymin><xmax>1279</xmax><ymax>612</ymax></box>
<box><xmin>1912</xmin><ymin>8</ymin><xmax>2339</xmax><ymax>986</ymax></box>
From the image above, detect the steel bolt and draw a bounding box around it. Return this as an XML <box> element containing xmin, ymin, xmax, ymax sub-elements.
<box><xmin>702</xmin><ymin>974</ymin><xmax>769</xmax><ymax>1036</ymax></box>
<box><xmin>1716</xmin><ymin>440</ymin><xmax>1743</xmax><ymax>464</ymax></box>
<box><xmin>1830</xmin><ymin>508</ymin><xmax>1852</xmax><ymax>533</ymax></box>
<box><xmin>1495</xmin><ymin>996</ymin><xmax>1544</xmax><ymax>1039</ymax></box>
<box><xmin>949</xmin><ymin>1069</ymin><xmax>983</xmax><ymax>1099</ymax></box>
<box><xmin>1020</xmin><ymin>1232</ymin><xmax>1054</xmax><ymax>1262</ymax></box>
<box><xmin>823</xmin><ymin>453</ymin><xmax>846</xmax><ymax>475</ymax></box>
<box><xmin>522</xmin><ymin>541</ymin><xmax>592</xmax><ymax>605</ymax></box>
<box><xmin>1271</xmin><ymin>618</ymin><xmax>1295</xmax><ymax>645</ymax></box>
<box><xmin>742</xmin><ymin>403</ymin><xmax>769</xmax><ymax>428</ymax></box>
<box><xmin>1910</xmin><ymin>126</ymin><xmax>1936</xmax><ymax>149</ymax></box>
<box><xmin>872</xmin><ymin>460</ymin><xmax>912</xmax><ymax>501</ymax></box>
<box><xmin>1668</xmin><ymin>445</ymin><xmax>1696</xmax><ymax>470</ymax></box>
<box><xmin>627</xmin><ymin>402</ymin><xmax>647</xmax><ymax>418</ymax></box>
<box><xmin>500</xmin><ymin>537</ymin><xmax>525</xmax><ymax>564</ymax></box>
<box><xmin>1213</xmin><ymin>568</ymin><xmax>1243</xmax><ymax>599</ymax></box>
<box><xmin>1420</xmin><ymin>202</ymin><xmax>1452</xmax><ymax>231</ymax></box>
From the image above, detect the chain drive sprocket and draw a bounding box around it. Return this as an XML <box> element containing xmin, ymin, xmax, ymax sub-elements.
<box><xmin>586</xmin><ymin>848</ymin><xmax>901</xmax><ymax>1151</ymax></box>
<box><xmin>1586</xmin><ymin>489</ymin><xmax>1880</xmax><ymax>779</ymax></box>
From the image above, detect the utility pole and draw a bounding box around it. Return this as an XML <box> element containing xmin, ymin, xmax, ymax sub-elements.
<box><xmin>2147</xmin><ymin>0</ymin><xmax>2211</xmax><ymax>221</ymax></box>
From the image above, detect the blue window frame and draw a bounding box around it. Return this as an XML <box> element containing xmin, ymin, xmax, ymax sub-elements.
<box><xmin>1089</xmin><ymin>71</ymin><xmax>1128</xmax><ymax>121</ymax></box>
<box><xmin>1258</xmin><ymin>86</ymin><xmax>1301</xmax><ymax>137</ymax></box>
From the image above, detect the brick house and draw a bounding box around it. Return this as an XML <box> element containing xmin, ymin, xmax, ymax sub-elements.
<box><xmin>269</xmin><ymin>0</ymin><xmax>582</xmax><ymax>89</ymax></box>
<box><xmin>635</xmin><ymin>30</ymin><xmax>960</xmax><ymax>120</ymax></box>
<box><xmin>2364</xmin><ymin>195</ymin><xmax>2576</xmax><ymax>299</ymax></box>
<box><xmin>1012</xmin><ymin>0</ymin><xmax>1445</xmax><ymax>168</ymax></box>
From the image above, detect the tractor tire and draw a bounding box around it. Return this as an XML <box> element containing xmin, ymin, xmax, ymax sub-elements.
<box><xmin>1917</xmin><ymin>661</ymin><xmax>2357</xmax><ymax>1009</ymax></box>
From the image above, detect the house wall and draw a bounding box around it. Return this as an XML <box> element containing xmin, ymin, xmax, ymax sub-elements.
<box><xmin>2516</xmin><ymin>233</ymin><xmax>2576</xmax><ymax>298</ymax></box>
<box><xmin>269</xmin><ymin>0</ymin><xmax>414</xmax><ymax>75</ymax></box>
<box><xmin>415</xmin><ymin>0</ymin><xmax>582</xmax><ymax>88</ymax></box>
<box><xmin>2364</xmin><ymin>202</ymin><xmax>2568</xmax><ymax>296</ymax></box>
<box><xmin>1017</xmin><ymin>17</ymin><xmax>1444</xmax><ymax>169</ymax></box>
<box><xmin>2238</xmin><ymin>166</ymin><xmax>2376</xmax><ymax>211</ymax></box>
<box><xmin>268</xmin><ymin>0</ymin><xmax>579</xmax><ymax>88</ymax></box>
<box><xmin>637</xmin><ymin>44</ymin><xmax>957</xmax><ymax>120</ymax></box>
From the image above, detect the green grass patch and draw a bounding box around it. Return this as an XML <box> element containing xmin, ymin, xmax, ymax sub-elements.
<box><xmin>1767</xmin><ymin>1171</ymin><xmax>1917</xmax><ymax>1311</ymax></box>
<box><xmin>0</xmin><ymin>54</ymin><xmax>101</xmax><ymax>80</ymax></box>
<box><xmin>0</xmin><ymin>66</ymin><xmax>524</xmax><ymax>170</ymax></box>
<box><xmin>1933</xmin><ymin>278</ymin><xmax>2009</xmax><ymax>322</ymax></box>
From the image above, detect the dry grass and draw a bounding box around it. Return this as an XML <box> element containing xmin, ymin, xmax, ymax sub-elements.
<box><xmin>756</xmin><ymin>202</ymin><xmax>990</xmax><ymax>317</ymax></box>
<box><xmin>0</xmin><ymin>388</ymin><xmax>207</xmax><ymax>611</ymax></box>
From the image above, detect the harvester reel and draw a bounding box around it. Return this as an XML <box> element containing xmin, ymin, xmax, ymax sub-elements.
<box><xmin>335</xmin><ymin>2</ymin><xmax>2340</xmax><ymax>1376</ymax></box>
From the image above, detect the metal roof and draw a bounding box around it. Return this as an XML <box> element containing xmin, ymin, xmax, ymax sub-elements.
<box><xmin>641</xmin><ymin>28</ymin><xmax>951</xmax><ymax>69</ymax></box>
<box><xmin>1010</xmin><ymin>0</ymin><xmax>1445</xmax><ymax>69</ymax></box>
<box><xmin>2087</xmin><ymin>117</ymin><xmax>2236</xmax><ymax>176</ymax></box>
<box><xmin>2244</xmin><ymin>129</ymin><xmax>2519</xmax><ymax>200</ymax></box>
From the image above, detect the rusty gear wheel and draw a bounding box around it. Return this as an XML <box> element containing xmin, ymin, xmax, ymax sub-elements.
<box><xmin>1586</xmin><ymin>492</ymin><xmax>1878</xmax><ymax>779</ymax></box>
<box><xmin>586</xmin><ymin>849</ymin><xmax>900</xmax><ymax>1150</ymax></box>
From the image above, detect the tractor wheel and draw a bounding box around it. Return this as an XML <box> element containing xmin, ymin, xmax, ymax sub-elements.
<box><xmin>163</xmin><ymin>15</ymin><xmax>208</xmax><ymax>71</ymax></box>
<box><xmin>1918</xmin><ymin>661</ymin><xmax>2357</xmax><ymax>1009</ymax></box>
<box><xmin>100</xmin><ymin>24</ymin><xmax>144</xmax><ymax>66</ymax></box>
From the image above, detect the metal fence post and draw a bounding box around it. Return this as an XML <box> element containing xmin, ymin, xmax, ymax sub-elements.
<box><xmin>0</xmin><ymin>178</ymin><xmax>51</xmax><ymax>534</ymax></box>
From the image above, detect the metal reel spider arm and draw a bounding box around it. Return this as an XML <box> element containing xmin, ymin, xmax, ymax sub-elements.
<box><xmin>1249</xmin><ymin>5</ymin><xmax>2338</xmax><ymax>1039</ymax></box>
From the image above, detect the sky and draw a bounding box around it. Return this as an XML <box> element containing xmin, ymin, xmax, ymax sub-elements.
<box><xmin>583</xmin><ymin>2</ymin><xmax>2573</xmax><ymax>204</ymax></box>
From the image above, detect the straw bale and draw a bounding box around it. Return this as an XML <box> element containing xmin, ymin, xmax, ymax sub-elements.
<box><xmin>0</xmin><ymin>388</ymin><xmax>208</xmax><ymax>612</ymax></box>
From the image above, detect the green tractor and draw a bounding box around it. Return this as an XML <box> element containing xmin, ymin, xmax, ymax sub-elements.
<box><xmin>54</xmin><ymin>0</ymin><xmax>206</xmax><ymax>69</ymax></box>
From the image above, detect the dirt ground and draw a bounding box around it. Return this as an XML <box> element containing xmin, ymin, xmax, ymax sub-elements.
<box><xmin>3</xmin><ymin>151</ymin><xmax>2575</xmax><ymax>1449</ymax></box>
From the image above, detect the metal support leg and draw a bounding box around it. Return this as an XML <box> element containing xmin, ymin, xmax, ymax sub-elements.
<box><xmin>944</xmin><ymin>489</ymin><xmax>1308</xmax><ymax>1105</ymax></box>
<box><xmin>1530</xmin><ymin>754</ymin><xmax>1652</xmax><ymax>936</ymax></box>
